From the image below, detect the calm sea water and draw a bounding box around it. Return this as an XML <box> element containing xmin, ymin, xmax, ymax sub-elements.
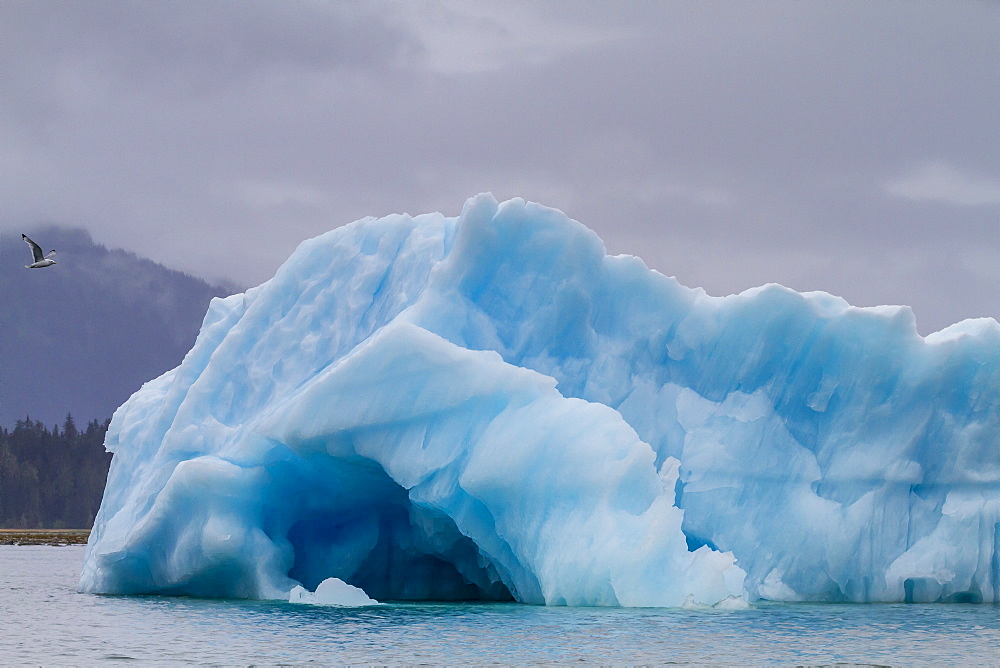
<box><xmin>2</xmin><ymin>546</ymin><xmax>998</xmax><ymax>665</ymax></box>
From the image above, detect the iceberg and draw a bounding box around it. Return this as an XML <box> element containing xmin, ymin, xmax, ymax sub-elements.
<box><xmin>80</xmin><ymin>194</ymin><xmax>1000</xmax><ymax>605</ymax></box>
<box><xmin>289</xmin><ymin>577</ymin><xmax>380</xmax><ymax>607</ymax></box>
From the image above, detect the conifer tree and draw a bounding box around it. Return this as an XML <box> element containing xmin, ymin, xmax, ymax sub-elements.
<box><xmin>0</xmin><ymin>417</ymin><xmax>112</xmax><ymax>528</ymax></box>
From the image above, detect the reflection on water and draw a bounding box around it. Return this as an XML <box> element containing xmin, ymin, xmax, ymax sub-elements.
<box><xmin>2</xmin><ymin>546</ymin><xmax>998</xmax><ymax>664</ymax></box>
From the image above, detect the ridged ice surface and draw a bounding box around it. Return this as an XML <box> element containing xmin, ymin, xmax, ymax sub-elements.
<box><xmin>80</xmin><ymin>194</ymin><xmax>1000</xmax><ymax>605</ymax></box>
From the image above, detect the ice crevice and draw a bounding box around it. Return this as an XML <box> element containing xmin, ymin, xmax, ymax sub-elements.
<box><xmin>81</xmin><ymin>194</ymin><xmax>999</xmax><ymax>605</ymax></box>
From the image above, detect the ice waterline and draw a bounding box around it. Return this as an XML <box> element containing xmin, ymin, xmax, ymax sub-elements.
<box><xmin>80</xmin><ymin>194</ymin><xmax>1000</xmax><ymax>606</ymax></box>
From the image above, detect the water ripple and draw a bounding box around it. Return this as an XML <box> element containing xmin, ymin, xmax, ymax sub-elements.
<box><xmin>2</xmin><ymin>546</ymin><xmax>998</xmax><ymax>664</ymax></box>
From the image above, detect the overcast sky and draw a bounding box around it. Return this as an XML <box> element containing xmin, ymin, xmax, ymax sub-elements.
<box><xmin>3</xmin><ymin>0</ymin><xmax>998</xmax><ymax>334</ymax></box>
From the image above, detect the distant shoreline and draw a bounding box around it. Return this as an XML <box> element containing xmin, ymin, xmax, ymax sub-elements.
<box><xmin>0</xmin><ymin>529</ymin><xmax>89</xmax><ymax>546</ymax></box>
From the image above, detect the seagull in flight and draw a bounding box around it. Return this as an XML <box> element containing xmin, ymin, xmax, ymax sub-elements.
<box><xmin>22</xmin><ymin>234</ymin><xmax>57</xmax><ymax>268</ymax></box>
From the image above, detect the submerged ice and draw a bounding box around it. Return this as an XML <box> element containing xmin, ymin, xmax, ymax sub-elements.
<box><xmin>80</xmin><ymin>195</ymin><xmax>1000</xmax><ymax>605</ymax></box>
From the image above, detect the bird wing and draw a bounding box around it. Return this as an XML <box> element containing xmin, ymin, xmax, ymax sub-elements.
<box><xmin>22</xmin><ymin>234</ymin><xmax>44</xmax><ymax>263</ymax></box>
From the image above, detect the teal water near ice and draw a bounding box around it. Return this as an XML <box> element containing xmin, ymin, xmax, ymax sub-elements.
<box><xmin>2</xmin><ymin>546</ymin><xmax>997</xmax><ymax>664</ymax></box>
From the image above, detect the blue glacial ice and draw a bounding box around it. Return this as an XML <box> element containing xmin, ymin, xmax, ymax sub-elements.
<box><xmin>80</xmin><ymin>194</ymin><xmax>1000</xmax><ymax>605</ymax></box>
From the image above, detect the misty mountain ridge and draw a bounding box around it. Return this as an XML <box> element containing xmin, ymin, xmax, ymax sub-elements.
<box><xmin>1</xmin><ymin>225</ymin><xmax>238</xmax><ymax>427</ymax></box>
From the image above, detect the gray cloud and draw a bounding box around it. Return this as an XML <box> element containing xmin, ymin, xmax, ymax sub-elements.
<box><xmin>885</xmin><ymin>162</ymin><xmax>1000</xmax><ymax>207</ymax></box>
<box><xmin>2</xmin><ymin>0</ymin><xmax>997</xmax><ymax>334</ymax></box>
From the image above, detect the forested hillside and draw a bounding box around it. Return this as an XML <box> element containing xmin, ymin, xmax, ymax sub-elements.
<box><xmin>0</xmin><ymin>416</ymin><xmax>111</xmax><ymax>529</ymax></box>
<box><xmin>2</xmin><ymin>226</ymin><xmax>238</xmax><ymax>529</ymax></box>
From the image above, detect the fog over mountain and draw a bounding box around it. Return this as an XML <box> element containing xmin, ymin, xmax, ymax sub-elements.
<box><xmin>1</xmin><ymin>226</ymin><xmax>235</xmax><ymax>427</ymax></box>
